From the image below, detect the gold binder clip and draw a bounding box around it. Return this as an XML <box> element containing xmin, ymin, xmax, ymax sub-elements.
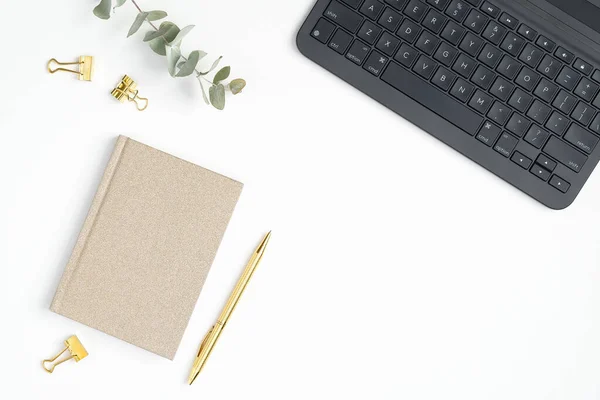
<box><xmin>111</xmin><ymin>75</ymin><xmax>149</xmax><ymax>111</ymax></box>
<box><xmin>47</xmin><ymin>56</ymin><xmax>94</xmax><ymax>81</ymax></box>
<box><xmin>42</xmin><ymin>335</ymin><xmax>88</xmax><ymax>374</ymax></box>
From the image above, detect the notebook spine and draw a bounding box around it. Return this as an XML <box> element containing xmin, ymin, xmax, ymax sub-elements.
<box><xmin>50</xmin><ymin>136</ymin><xmax>130</xmax><ymax>312</ymax></box>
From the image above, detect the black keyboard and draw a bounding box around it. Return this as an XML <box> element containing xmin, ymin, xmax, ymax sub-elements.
<box><xmin>297</xmin><ymin>0</ymin><xmax>600</xmax><ymax>209</ymax></box>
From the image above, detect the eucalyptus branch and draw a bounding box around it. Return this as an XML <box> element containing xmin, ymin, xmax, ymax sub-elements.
<box><xmin>93</xmin><ymin>0</ymin><xmax>246</xmax><ymax>110</ymax></box>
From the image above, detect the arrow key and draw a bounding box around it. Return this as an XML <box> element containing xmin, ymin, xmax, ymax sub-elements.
<box><xmin>536</xmin><ymin>154</ymin><xmax>557</xmax><ymax>171</ymax></box>
<box><xmin>511</xmin><ymin>151</ymin><xmax>532</xmax><ymax>169</ymax></box>
<box><xmin>536</xmin><ymin>36</ymin><xmax>556</xmax><ymax>52</ymax></box>
<box><xmin>549</xmin><ymin>175</ymin><xmax>570</xmax><ymax>193</ymax></box>
<box><xmin>530</xmin><ymin>164</ymin><xmax>552</xmax><ymax>181</ymax></box>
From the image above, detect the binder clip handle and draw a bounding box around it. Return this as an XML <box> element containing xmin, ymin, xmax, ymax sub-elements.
<box><xmin>47</xmin><ymin>56</ymin><xmax>94</xmax><ymax>81</ymax></box>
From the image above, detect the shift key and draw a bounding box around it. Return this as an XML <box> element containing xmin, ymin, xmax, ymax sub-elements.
<box><xmin>324</xmin><ymin>1</ymin><xmax>363</xmax><ymax>33</ymax></box>
<box><xmin>543</xmin><ymin>136</ymin><xmax>587</xmax><ymax>172</ymax></box>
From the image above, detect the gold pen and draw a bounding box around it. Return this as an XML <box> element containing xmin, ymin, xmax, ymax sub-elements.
<box><xmin>188</xmin><ymin>231</ymin><xmax>271</xmax><ymax>385</ymax></box>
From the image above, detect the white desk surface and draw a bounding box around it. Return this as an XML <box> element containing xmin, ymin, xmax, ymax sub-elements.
<box><xmin>1</xmin><ymin>0</ymin><xmax>599</xmax><ymax>398</ymax></box>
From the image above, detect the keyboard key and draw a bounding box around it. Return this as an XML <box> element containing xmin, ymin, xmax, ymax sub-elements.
<box><xmin>482</xmin><ymin>21</ymin><xmax>506</xmax><ymax>45</ymax></box>
<box><xmin>534</xmin><ymin>79</ymin><xmax>558</xmax><ymax>103</ymax></box>
<box><xmin>487</xmin><ymin>101</ymin><xmax>512</xmax><ymax>125</ymax></box>
<box><xmin>592</xmin><ymin>70</ymin><xmax>600</xmax><ymax>84</ymax></box>
<box><xmin>506</xmin><ymin>113</ymin><xmax>530</xmax><ymax>137</ymax></box>
<box><xmin>469</xmin><ymin>89</ymin><xmax>494</xmax><ymax>113</ymax></box>
<box><xmin>427</xmin><ymin>0</ymin><xmax>450</xmax><ymax>10</ymax></box>
<box><xmin>497</xmin><ymin>55</ymin><xmax>521</xmax><ymax>80</ymax></box>
<box><xmin>494</xmin><ymin>132</ymin><xmax>518</xmax><ymax>157</ymax></box>
<box><xmin>555</xmin><ymin>47</ymin><xmax>574</xmax><ymax>64</ymax></box>
<box><xmin>413</xmin><ymin>55</ymin><xmax>438</xmax><ymax>79</ymax></box>
<box><xmin>591</xmin><ymin>114</ymin><xmax>600</xmax><ymax>134</ymax></box>
<box><xmin>509</xmin><ymin>88</ymin><xmax>532</xmax><ymax>113</ymax></box>
<box><xmin>329</xmin><ymin>29</ymin><xmax>354</xmax><ymax>54</ymax></box>
<box><xmin>537</xmin><ymin>55</ymin><xmax>561</xmax><ymax>79</ymax></box>
<box><xmin>450</xmin><ymin>78</ymin><xmax>475</xmax><ymax>102</ymax></box>
<box><xmin>376</xmin><ymin>32</ymin><xmax>401</xmax><ymax>56</ymax></box>
<box><xmin>385</xmin><ymin>0</ymin><xmax>409</xmax><ymax>11</ymax></box>
<box><xmin>346</xmin><ymin>40</ymin><xmax>371</xmax><ymax>65</ymax></box>
<box><xmin>518</xmin><ymin>24</ymin><xmax>537</xmax><ymax>41</ymax></box>
<box><xmin>489</xmin><ymin>76</ymin><xmax>514</xmax><ymax>102</ymax></box>
<box><xmin>325</xmin><ymin>2</ymin><xmax>363</xmax><ymax>33</ymax></box>
<box><xmin>545</xmin><ymin>111</ymin><xmax>569</xmax><ymax>135</ymax></box>
<box><xmin>453</xmin><ymin>53</ymin><xmax>476</xmax><ymax>77</ymax></box>
<box><xmin>477</xmin><ymin>120</ymin><xmax>501</xmax><ymax>145</ymax></box>
<box><xmin>525</xmin><ymin>125</ymin><xmax>550</xmax><ymax>148</ymax></box>
<box><xmin>553</xmin><ymin>90</ymin><xmax>577</xmax><ymax>114</ymax></box>
<box><xmin>422</xmin><ymin>9</ymin><xmax>447</xmax><ymax>33</ymax></box>
<box><xmin>519</xmin><ymin>43</ymin><xmax>544</xmax><ymax>68</ymax></box>
<box><xmin>363</xmin><ymin>51</ymin><xmax>389</xmax><ymax>76</ymax></box>
<box><xmin>434</xmin><ymin>42</ymin><xmax>458</xmax><ymax>66</ymax></box>
<box><xmin>416</xmin><ymin>31</ymin><xmax>440</xmax><ymax>55</ymax></box>
<box><xmin>358</xmin><ymin>21</ymin><xmax>382</xmax><ymax>44</ymax></box>
<box><xmin>536</xmin><ymin>154</ymin><xmax>557</xmax><ymax>171</ymax></box>
<box><xmin>500</xmin><ymin>32</ymin><xmax>525</xmax><ymax>57</ymax></box>
<box><xmin>515</xmin><ymin>67</ymin><xmax>540</xmax><ymax>91</ymax></box>
<box><xmin>471</xmin><ymin>65</ymin><xmax>495</xmax><ymax>89</ymax></box>
<box><xmin>536</xmin><ymin>36</ymin><xmax>556</xmax><ymax>52</ymax></box>
<box><xmin>511</xmin><ymin>151</ymin><xmax>532</xmax><ymax>169</ymax></box>
<box><xmin>432</xmin><ymin>67</ymin><xmax>456</xmax><ymax>91</ymax></box>
<box><xmin>574</xmin><ymin>78</ymin><xmax>599</xmax><ymax>102</ymax></box>
<box><xmin>312</xmin><ymin>18</ymin><xmax>336</xmax><ymax>43</ymax></box>
<box><xmin>341</xmin><ymin>0</ymin><xmax>362</xmax><ymax>8</ymax></box>
<box><xmin>571</xmin><ymin>101</ymin><xmax>595</xmax><ymax>126</ymax></box>
<box><xmin>564</xmin><ymin>123</ymin><xmax>599</xmax><ymax>154</ymax></box>
<box><xmin>360</xmin><ymin>0</ymin><xmax>385</xmax><ymax>19</ymax></box>
<box><xmin>397</xmin><ymin>19</ymin><xmax>421</xmax><ymax>42</ymax></box>
<box><xmin>478</xmin><ymin>44</ymin><xmax>501</xmax><ymax>68</ymax></box>
<box><xmin>404</xmin><ymin>0</ymin><xmax>429</xmax><ymax>21</ymax></box>
<box><xmin>499</xmin><ymin>12</ymin><xmax>518</xmax><ymax>29</ymax></box>
<box><xmin>394</xmin><ymin>43</ymin><xmax>419</xmax><ymax>67</ymax></box>
<box><xmin>556</xmin><ymin>66</ymin><xmax>580</xmax><ymax>91</ymax></box>
<box><xmin>382</xmin><ymin>62</ymin><xmax>484</xmax><ymax>134</ymax></box>
<box><xmin>480</xmin><ymin>1</ymin><xmax>500</xmax><ymax>17</ymax></box>
<box><xmin>379</xmin><ymin>8</ymin><xmax>403</xmax><ymax>32</ymax></box>
<box><xmin>530</xmin><ymin>164</ymin><xmax>551</xmax><ymax>181</ymax></box>
<box><xmin>527</xmin><ymin>100</ymin><xmax>551</xmax><ymax>124</ymax></box>
<box><xmin>464</xmin><ymin>9</ymin><xmax>488</xmax><ymax>33</ymax></box>
<box><xmin>549</xmin><ymin>175</ymin><xmax>570</xmax><ymax>193</ymax></box>
<box><xmin>574</xmin><ymin>58</ymin><xmax>593</xmax><ymax>75</ymax></box>
<box><xmin>446</xmin><ymin>0</ymin><xmax>470</xmax><ymax>22</ymax></box>
<box><xmin>441</xmin><ymin>20</ymin><xmax>465</xmax><ymax>45</ymax></box>
<box><xmin>544</xmin><ymin>136</ymin><xmax>587</xmax><ymax>172</ymax></box>
<box><xmin>460</xmin><ymin>32</ymin><xmax>484</xmax><ymax>57</ymax></box>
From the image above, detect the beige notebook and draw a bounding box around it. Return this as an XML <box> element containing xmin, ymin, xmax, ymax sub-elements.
<box><xmin>51</xmin><ymin>136</ymin><xmax>243</xmax><ymax>359</ymax></box>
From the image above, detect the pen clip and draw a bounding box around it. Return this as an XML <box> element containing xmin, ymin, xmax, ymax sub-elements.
<box><xmin>197</xmin><ymin>325</ymin><xmax>214</xmax><ymax>357</ymax></box>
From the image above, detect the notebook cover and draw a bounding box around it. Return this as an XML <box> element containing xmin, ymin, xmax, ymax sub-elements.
<box><xmin>50</xmin><ymin>136</ymin><xmax>243</xmax><ymax>360</ymax></box>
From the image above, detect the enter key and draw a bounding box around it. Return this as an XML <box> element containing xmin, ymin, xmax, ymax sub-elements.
<box><xmin>565</xmin><ymin>123</ymin><xmax>599</xmax><ymax>154</ymax></box>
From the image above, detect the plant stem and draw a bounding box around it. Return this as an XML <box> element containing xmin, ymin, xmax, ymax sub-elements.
<box><xmin>130</xmin><ymin>0</ymin><xmax>209</xmax><ymax>82</ymax></box>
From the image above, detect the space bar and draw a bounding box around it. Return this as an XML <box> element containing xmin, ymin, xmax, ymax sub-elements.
<box><xmin>381</xmin><ymin>62</ymin><xmax>482</xmax><ymax>135</ymax></box>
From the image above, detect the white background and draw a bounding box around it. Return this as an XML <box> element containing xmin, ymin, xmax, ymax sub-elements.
<box><xmin>1</xmin><ymin>0</ymin><xmax>599</xmax><ymax>399</ymax></box>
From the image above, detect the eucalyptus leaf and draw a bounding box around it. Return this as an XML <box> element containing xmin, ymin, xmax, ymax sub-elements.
<box><xmin>127</xmin><ymin>12</ymin><xmax>148</xmax><ymax>38</ymax></box>
<box><xmin>166</xmin><ymin>46</ymin><xmax>181</xmax><ymax>77</ymax></box>
<box><xmin>143</xmin><ymin>22</ymin><xmax>172</xmax><ymax>42</ymax></box>
<box><xmin>93</xmin><ymin>0</ymin><xmax>112</xmax><ymax>19</ymax></box>
<box><xmin>146</xmin><ymin>10</ymin><xmax>167</xmax><ymax>21</ymax></box>
<box><xmin>177</xmin><ymin>60</ymin><xmax>186</xmax><ymax>68</ymax></box>
<box><xmin>229</xmin><ymin>78</ymin><xmax>246</xmax><ymax>95</ymax></box>
<box><xmin>176</xmin><ymin>50</ymin><xmax>202</xmax><ymax>77</ymax></box>
<box><xmin>213</xmin><ymin>66</ymin><xmax>231</xmax><ymax>84</ymax></box>
<box><xmin>197</xmin><ymin>56</ymin><xmax>222</xmax><ymax>76</ymax></box>
<box><xmin>197</xmin><ymin>78</ymin><xmax>210</xmax><ymax>105</ymax></box>
<box><xmin>114</xmin><ymin>0</ymin><xmax>127</xmax><ymax>8</ymax></box>
<box><xmin>168</xmin><ymin>25</ymin><xmax>195</xmax><ymax>47</ymax></box>
<box><xmin>209</xmin><ymin>84</ymin><xmax>226</xmax><ymax>110</ymax></box>
<box><xmin>147</xmin><ymin>22</ymin><xmax>179</xmax><ymax>56</ymax></box>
